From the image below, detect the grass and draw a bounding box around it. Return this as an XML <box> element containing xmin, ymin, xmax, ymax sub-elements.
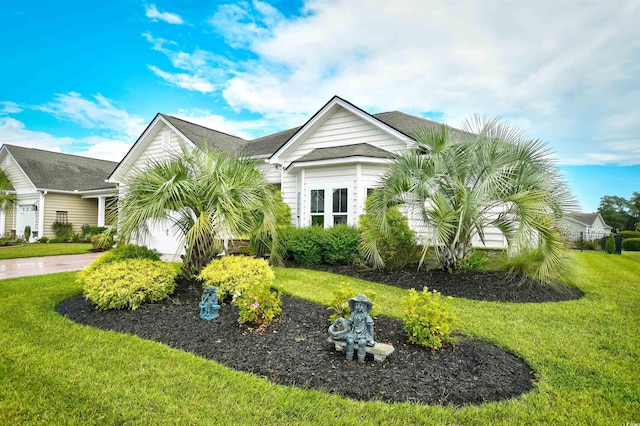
<box><xmin>0</xmin><ymin>243</ymin><xmax>92</xmax><ymax>259</ymax></box>
<box><xmin>0</xmin><ymin>252</ymin><xmax>638</xmax><ymax>424</ymax></box>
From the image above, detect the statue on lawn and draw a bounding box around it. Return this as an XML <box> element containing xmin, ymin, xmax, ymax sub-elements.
<box><xmin>199</xmin><ymin>286</ymin><xmax>221</xmax><ymax>320</ymax></box>
<box><xmin>328</xmin><ymin>294</ymin><xmax>376</xmax><ymax>362</ymax></box>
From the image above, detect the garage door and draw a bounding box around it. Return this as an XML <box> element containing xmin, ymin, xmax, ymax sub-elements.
<box><xmin>141</xmin><ymin>219</ymin><xmax>185</xmax><ymax>257</ymax></box>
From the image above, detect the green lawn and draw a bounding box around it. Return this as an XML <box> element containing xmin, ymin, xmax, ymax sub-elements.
<box><xmin>0</xmin><ymin>252</ymin><xmax>638</xmax><ymax>425</ymax></box>
<box><xmin>0</xmin><ymin>243</ymin><xmax>92</xmax><ymax>259</ymax></box>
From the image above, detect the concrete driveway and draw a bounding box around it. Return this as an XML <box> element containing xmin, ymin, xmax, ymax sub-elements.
<box><xmin>0</xmin><ymin>253</ymin><xmax>103</xmax><ymax>279</ymax></box>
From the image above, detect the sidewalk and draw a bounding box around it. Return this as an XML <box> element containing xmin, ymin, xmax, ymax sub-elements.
<box><xmin>0</xmin><ymin>252</ymin><xmax>180</xmax><ymax>280</ymax></box>
<box><xmin>0</xmin><ymin>253</ymin><xmax>104</xmax><ymax>279</ymax></box>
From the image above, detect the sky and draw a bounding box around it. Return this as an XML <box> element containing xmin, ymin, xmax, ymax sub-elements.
<box><xmin>1</xmin><ymin>0</ymin><xmax>638</xmax><ymax>213</ymax></box>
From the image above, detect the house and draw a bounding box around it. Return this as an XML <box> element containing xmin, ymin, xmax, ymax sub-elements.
<box><xmin>0</xmin><ymin>144</ymin><xmax>118</xmax><ymax>240</ymax></box>
<box><xmin>108</xmin><ymin>95</ymin><xmax>507</xmax><ymax>254</ymax></box>
<box><xmin>563</xmin><ymin>212</ymin><xmax>613</xmax><ymax>239</ymax></box>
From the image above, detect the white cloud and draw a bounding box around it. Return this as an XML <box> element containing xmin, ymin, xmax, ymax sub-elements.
<box><xmin>36</xmin><ymin>92</ymin><xmax>147</xmax><ymax>139</ymax></box>
<box><xmin>148</xmin><ymin>66</ymin><xmax>217</xmax><ymax>93</ymax></box>
<box><xmin>145</xmin><ymin>4</ymin><xmax>184</xmax><ymax>25</ymax></box>
<box><xmin>212</xmin><ymin>0</ymin><xmax>640</xmax><ymax>165</ymax></box>
<box><xmin>0</xmin><ymin>117</ymin><xmax>129</xmax><ymax>162</ymax></box>
<box><xmin>0</xmin><ymin>101</ymin><xmax>23</xmax><ymax>114</ymax></box>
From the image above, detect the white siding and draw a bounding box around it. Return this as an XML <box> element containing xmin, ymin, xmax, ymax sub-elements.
<box><xmin>282</xmin><ymin>107</ymin><xmax>406</xmax><ymax>168</ymax></box>
<box><xmin>134</xmin><ymin>125</ymin><xmax>187</xmax><ymax>172</ymax></box>
<box><xmin>2</xmin><ymin>154</ymin><xmax>35</xmax><ymax>194</ymax></box>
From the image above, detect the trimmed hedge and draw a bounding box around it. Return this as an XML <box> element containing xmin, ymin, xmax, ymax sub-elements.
<box><xmin>198</xmin><ymin>255</ymin><xmax>275</xmax><ymax>300</ymax></box>
<box><xmin>622</xmin><ymin>238</ymin><xmax>640</xmax><ymax>251</ymax></box>
<box><xmin>619</xmin><ymin>230</ymin><xmax>640</xmax><ymax>240</ymax></box>
<box><xmin>80</xmin><ymin>259</ymin><xmax>176</xmax><ymax>310</ymax></box>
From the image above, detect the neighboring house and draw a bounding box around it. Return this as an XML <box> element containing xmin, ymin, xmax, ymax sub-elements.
<box><xmin>0</xmin><ymin>144</ymin><xmax>118</xmax><ymax>240</ymax></box>
<box><xmin>563</xmin><ymin>212</ymin><xmax>613</xmax><ymax>239</ymax></box>
<box><xmin>108</xmin><ymin>95</ymin><xmax>507</xmax><ymax>254</ymax></box>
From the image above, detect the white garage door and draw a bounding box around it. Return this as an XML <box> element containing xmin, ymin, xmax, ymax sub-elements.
<box><xmin>141</xmin><ymin>219</ymin><xmax>185</xmax><ymax>257</ymax></box>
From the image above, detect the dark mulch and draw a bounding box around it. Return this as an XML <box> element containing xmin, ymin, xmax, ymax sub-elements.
<box><xmin>56</xmin><ymin>266</ymin><xmax>551</xmax><ymax>406</ymax></box>
<box><xmin>300</xmin><ymin>264</ymin><xmax>583</xmax><ymax>303</ymax></box>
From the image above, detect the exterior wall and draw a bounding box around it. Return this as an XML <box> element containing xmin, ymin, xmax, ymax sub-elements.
<box><xmin>43</xmin><ymin>193</ymin><xmax>98</xmax><ymax>238</ymax></box>
<box><xmin>281</xmin><ymin>107</ymin><xmax>407</xmax><ymax>169</ymax></box>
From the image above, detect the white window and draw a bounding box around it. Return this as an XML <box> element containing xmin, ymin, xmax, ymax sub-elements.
<box><xmin>310</xmin><ymin>189</ymin><xmax>324</xmax><ymax>227</ymax></box>
<box><xmin>332</xmin><ymin>188</ymin><xmax>348</xmax><ymax>225</ymax></box>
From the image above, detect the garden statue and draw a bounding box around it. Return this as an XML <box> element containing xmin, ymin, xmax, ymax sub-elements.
<box><xmin>328</xmin><ymin>294</ymin><xmax>376</xmax><ymax>362</ymax></box>
<box><xmin>199</xmin><ymin>286</ymin><xmax>221</xmax><ymax>320</ymax></box>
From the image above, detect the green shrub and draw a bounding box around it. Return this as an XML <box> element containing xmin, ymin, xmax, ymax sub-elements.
<box><xmin>83</xmin><ymin>244</ymin><xmax>161</xmax><ymax>275</ymax></box>
<box><xmin>327</xmin><ymin>282</ymin><xmax>377</xmax><ymax>323</ymax></box>
<box><xmin>90</xmin><ymin>229</ymin><xmax>115</xmax><ymax>250</ymax></box>
<box><xmin>324</xmin><ymin>225</ymin><xmax>360</xmax><ymax>265</ymax></box>
<box><xmin>622</xmin><ymin>238</ymin><xmax>640</xmax><ymax>251</ymax></box>
<box><xmin>279</xmin><ymin>226</ymin><xmax>326</xmax><ymax>265</ymax></box>
<box><xmin>402</xmin><ymin>288</ymin><xmax>455</xmax><ymax>350</ymax></box>
<box><xmin>619</xmin><ymin>230</ymin><xmax>640</xmax><ymax>240</ymax></box>
<box><xmin>81</xmin><ymin>224</ymin><xmax>108</xmax><ymax>236</ymax></box>
<box><xmin>605</xmin><ymin>234</ymin><xmax>616</xmax><ymax>254</ymax></box>
<box><xmin>80</xmin><ymin>259</ymin><xmax>176</xmax><ymax>310</ymax></box>
<box><xmin>38</xmin><ymin>236</ymin><xmax>49</xmax><ymax>243</ymax></box>
<box><xmin>458</xmin><ymin>250</ymin><xmax>489</xmax><ymax>271</ymax></box>
<box><xmin>24</xmin><ymin>226</ymin><xmax>31</xmax><ymax>241</ymax></box>
<box><xmin>359</xmin><ymin>205</ymin><xmax>420</xmax><ymax>270</ymax></box>
<box><xmin>52</xmin><ymin>221</ymin><xmax>74</xmax><ymax>239</ymax></box>
<box><xmin>234</xmin><ymin>282</ymin><xmax>282</xmax><ymax>328</ymax></box>
<box><xmin>198</xmin><ymin>256</ymin><xmax>275</xmax><ymax>301</ymax></box>
<box><xmin>49</xmin><ymin>237</ymin><xmax>68</xmax><ymax>243</ymax></box>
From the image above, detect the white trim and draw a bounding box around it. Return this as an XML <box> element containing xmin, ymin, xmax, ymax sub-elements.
<box><xmin>270</xmin><ymin>97</ymin><xmax>412</xmax><ymax>165</ymax></box>
<box><xmin>286</xmin><ymin>156</ymin><xmax>391</xmax><ymax>171</ymax></box>
<box><xmin>38</xmin><ymin>191</ymin><xmax>46</xmax><ymax>239</ymax></box>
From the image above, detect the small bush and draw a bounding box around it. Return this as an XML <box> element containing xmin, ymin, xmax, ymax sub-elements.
<box><xmin>327</xmin><ymin>282</ymin><xmax>376</xmax><ymax>323</ymax></box>
<box><xmin>402</xmin><ymin>288</ymin><xmax>455</xmax><ymax>350</ymax></box>
<box><xmin>458</xmin><ymin>250</ymin><xmax>489</xmax><ymax>271</ymax></box>
<box><xmin>619</xmin><ymin>230</ymin><xmax>640</xmax><ymax>240</ymax></box>
<box><xmin>49</xmin><ymin>237</ymin><xmax>68</xmax><ymax>243</ymax></box>
<box><xmin>234</xmin><ymin>282</ymin><xmax>282</xmax><ymax>328</ymax></box>
<box><xmin>52</xmin><ymin>221</ymin><xmax>74</xmax><ymax>239</ymax></box>
<box><xmin>622</xmin><ymin>238</ymin><xmax>640</xmax><ymax>251</ymax></box>
<box><xmin>80</xmin><ymin>259</ymin><xmax>176</xmax><ymax>310</ymax></box>
<box><xmin>38</xmin><ymin>236</ymin><xmax>49</xmax><ymax>243</ymax></box>
<box><xmin>359</xmin><ymin>205</ymin><xmax>420</xmax><ymax>271</ymax></box>
<box><xmin>81</xmin><ymin>224</ymin><xmax>108</xmax><ymax>236</ymax></box>
<box><xmin>279</xmin><ymin>226</ymin><xmax>326</xmax><ymax>265</ymax></box>
<box><xmin>498</xmin><ymin>248</ymin><xmax>544</xmax><ymax>280</ymax></box>
<box><xmin>90</xmin><ymin>230</ymin><xmax>115</xmax><ymax>250</ymax></box>
<box><xmin>198</xmin><ymin>256</ymin><xmax>275</xmax><ymax>301</ymax></box>
<box><xmin>605</xmin><ymin>234</ymin><xmax>616</xmax><ymax>254</ymax></box>
<box><xmin>324</xmin><ymin>225</ymin><xmax>360</xmax><ymax>265</ymax></box>
<box><xmin>83</xmin><ymin>244</ymin><xmax>161</xmax><ymax>275</ymax></box>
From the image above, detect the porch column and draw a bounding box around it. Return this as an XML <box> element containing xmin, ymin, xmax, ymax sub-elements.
<box><xmin>0</xmin><ymin>208</ymin><xmax>5</xmax><ymax>237</ymax></box>
<box><xmin>97</xmin><ymin>196</ymin><xmax>106</xmax><ymax>227</ymax></box>
<box><xmin>38</xmin><ymin>192</ymin><xmax>46</xmax><ymax>239</ymax></box>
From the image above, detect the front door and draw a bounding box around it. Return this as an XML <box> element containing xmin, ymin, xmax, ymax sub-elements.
<box><xmin>18</xmin><ymin>204</ymin><xmax>37</xmax><ymax>240</ymax></box>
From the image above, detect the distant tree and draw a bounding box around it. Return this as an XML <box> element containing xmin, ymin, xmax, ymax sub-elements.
<box><xmin>597</xmin><ymin>195</ymin><xmax>633</xmax><ymax>231</ymax></box>
<box><xmin>629</xmin><ymin>192</ymin><xmax>640</xmax><ymax>231</ymax></box>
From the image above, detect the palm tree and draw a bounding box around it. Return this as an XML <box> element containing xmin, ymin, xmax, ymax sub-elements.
<box><xmin>362</xmin><ymin>116</ymin><xmax>576</xmax><ymax>283</ymax></box>
<box><xmin>0</xmin><ymin>169</ymin><xmax>16</xmax><ymax>215</ymax></box>
<box><xmin>118</xmin><ymin>146</ymin><xmax>281</xmax><ymax>278</ymax></box>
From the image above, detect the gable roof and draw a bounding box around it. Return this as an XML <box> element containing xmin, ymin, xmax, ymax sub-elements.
<box><xmin>567</xmin><ymin>212</ymin><xmax>612</xmax><ymax>229</ymax></box>
<box><xmin>160</xmin><ymin>114</ymin><xmax>248</xmax><ymax>155</ymax></box>
<box><xmin>1</xmin><ymin>144</ymin><xmax>118</xmax><ymax>192</ymax></box>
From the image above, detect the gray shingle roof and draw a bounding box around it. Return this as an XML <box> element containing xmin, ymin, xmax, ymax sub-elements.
<box><xmin>3</xmin><ymin>144</ymin><xmax>118</xmax><ymax>191</ymax></box>
<box><xmin>161</xmin><ymin>114</ymin><xmax>248</xmax><ymax>155</ymax></box>
<box><xmin>159</xmin><ymin>107</ymin><xmax>458</xmax><ymax>159</ymax></box>
<box><xmin>568</xmin><ymin>212</ymin><xmax>609</xmax><ymax>227</ymax></box>
<box><xmin>293</xmin><ymin>143</ymin><xmax>395</xmax><ymax>164</ymax></box>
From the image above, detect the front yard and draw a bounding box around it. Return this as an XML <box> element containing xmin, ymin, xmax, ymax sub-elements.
<box><xmin>0</xmin><ymin>252</ymin><xmax>638</xmax><ymax>424</ymax></box>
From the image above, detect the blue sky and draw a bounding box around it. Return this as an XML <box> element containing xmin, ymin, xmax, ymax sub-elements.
<box><xmin>1</xmin><ymin>1</ymin><xmax>638</xmax><ymax>212</ymax></box>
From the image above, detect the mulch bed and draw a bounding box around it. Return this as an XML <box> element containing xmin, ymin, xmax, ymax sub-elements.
<box><xmin>300</xmin><ymin>264</ymin><xmax>583</xmax><ymax>303</ymax></box>
<box><xmin>54</xmin><ymin>264</ymin><xmax>581</xmax><ymax>406</ymax></box>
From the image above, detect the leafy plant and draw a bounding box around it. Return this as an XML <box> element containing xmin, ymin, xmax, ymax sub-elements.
<box><xmin>458</xmin><ymin>250</ymin><xmax>489</xmax><ymax>271</ymax></box>
<box><xmin>82</xmin><ymin>244</ymin><xmax>161</xmax><ymax>276</ymax></box>
<box><xmin>324</xmin><ymin>225</ymin><xmax>360</xmax><ymax>265</ymax></box>
<box><xmin>327</xmin><ymin>282</ymin><xmax>377</xmax><ymax>323</ymax></box>
<box><xmin>37</xmin><ymin>236</ymin><xmax>49</xmax><ymax>243</ymax></box>
<box><xmin>622</xmin><ymin>238</ymin><xmax>640</xmax><ymax>251</ymax></box>
<box><xmin>279</xmin><ymin>226</ymin><xmax>326</xmax><ymax>265</ymax></box>
<box><xmin>402</xmin><ymin>287</ymin><xmax>455</xmax><ymax>350</ymax></box>
<box><xmin>52</xmin><ymin>221</ymin><xmax>74</xmax><ymax>239</ymax></box>
<box><xmin>23</xmin><ymin>225</ymin><xmax>31</xmax><ymax>241</ymax></box>
<box><xmin>359</xmin><ymin>203</ymin><xmax>420</xmax><ymax>271</ymax></box>
<box><xmin>605</xmin><ymin>233</ymin><xmax>616</xmax><ymax>254</ymax></box>
<box><xmin>234</xmin><ymin>282</ymin><xmax>282</xmax><ymax>328</ymax></box>
<box><xmin>90</xmin><ymin>229</ymin><xmax>115</xmax><ymax>250</ymax></box>
<box><xmin>198</xmin><ymin>256</ymin><xmax>275</xmax><ymax>301</ymax></box>
<box><xmin>79</xmin><ymin>258</ymin><xmax>176</xmax><ymax>310</ymax></box>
